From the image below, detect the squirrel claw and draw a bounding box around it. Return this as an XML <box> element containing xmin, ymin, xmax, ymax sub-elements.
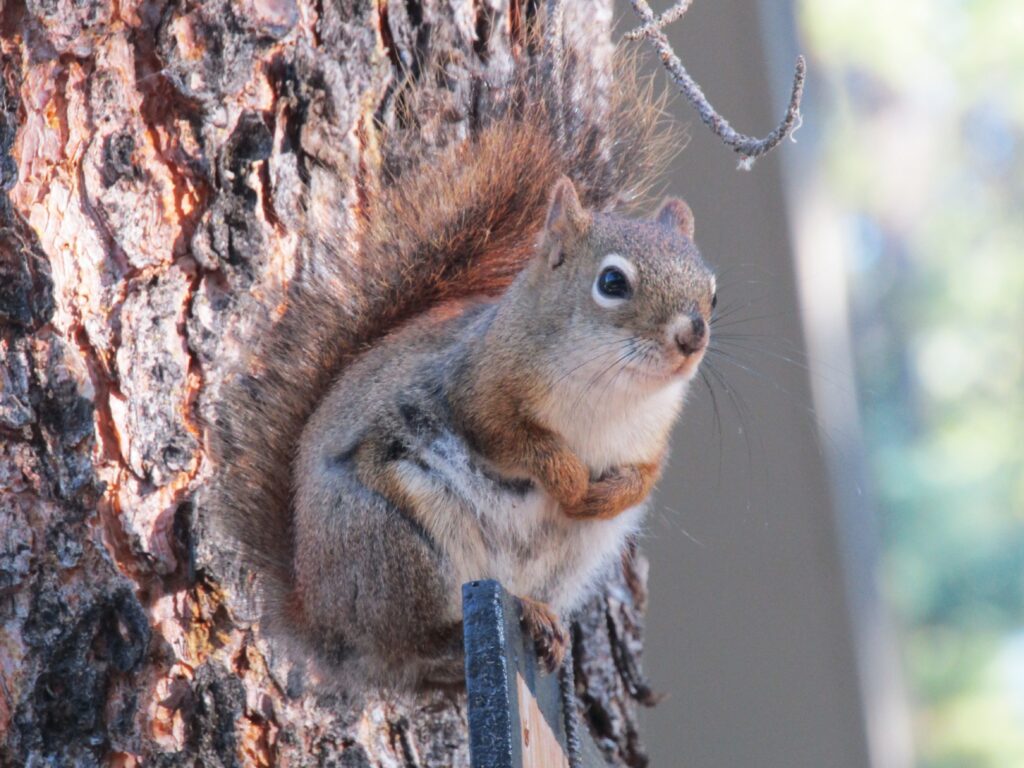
<box><xmin>517</xmin><ymin>596</ymin><xmax>568</xmax><ymax>673</ymax></box>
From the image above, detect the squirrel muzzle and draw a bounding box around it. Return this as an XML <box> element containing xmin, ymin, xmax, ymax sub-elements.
<box><xmin>670</xmin><ymin>312</ymin><xmax>709</xmax><ymax>373</ymax></box>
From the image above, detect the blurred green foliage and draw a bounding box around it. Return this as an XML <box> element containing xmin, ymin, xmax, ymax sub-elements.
<box><xmin>798</xmin><ymin>0</ymin><xmax>1024</xmax><ymax>764</ymax></box>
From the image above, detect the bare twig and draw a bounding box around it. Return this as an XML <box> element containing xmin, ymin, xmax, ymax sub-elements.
<box><xmin>626</xmin><ymin>0</ymin><xmax>806</xmax><ymax>168</ymax></box>
<box><xmin>623</xmin><ymin>0</ymin><xmax>694</xmax><ymax>41</ymax></box>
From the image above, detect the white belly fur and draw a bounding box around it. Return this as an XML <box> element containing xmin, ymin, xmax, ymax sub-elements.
<box><xmin>475</xmin><ymin>487</ymin><xmax>644</xmax><ymax>614</ymax></box>
<box><xmin>409</xmin><ymin>429</ymin><xmax>647</xmax><ymax>617</ymax></box>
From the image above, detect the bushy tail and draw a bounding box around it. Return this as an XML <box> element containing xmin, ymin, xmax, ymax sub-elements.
<box><xmin>209</xmin><ymin>47</ymin><xmax>674</xmax><ymax>626</ymax></box>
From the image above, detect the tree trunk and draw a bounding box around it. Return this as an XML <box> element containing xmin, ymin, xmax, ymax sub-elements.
<box><xmin>0</xmin><ymin>1</ymin><xmax>653</xmax><ymax>764</ymax></box>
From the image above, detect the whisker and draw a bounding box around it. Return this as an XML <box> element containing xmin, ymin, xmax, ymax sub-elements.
<box><xmin>652</xmin><ymin>505</ymin><xmax>707</xmax><ymax>548</ymax></box>
<box><xmin>705</xmin><ymin>347</ymin><xmax>852</xmax><ymax>462</ymax></box>
<box><xmin>710</xmin><ymin>336</ymin><xmax>857</xmax><ymax>392</ymax></box>
<box><xmin>710</xmin><ymin>310</ymin><xmax>795</xmax><ymax>329</ymax></box>
<box><xmin>707</xmin><ymin>347</ymin><xmax>804</xmax><ymax>400</ymax></box>
<box><xmin>711</xmin><ymin>339</ymin><xmax>815</xmax><ymax>374</ymax></box>
<box><xmin>707</xmin><ymin>292</ymin><xmax>776</xmax><ymax>321</ymax></box>
<box><xmin>702</xmin><ymin>359</ymin><xmax>759</xmax><ymax>479</ymax></box>
<box><xmin>580</xmin><ymin>344</ymin><xmax>643</xmax><ymax>446</ymax></box>
<box><xmin>549</xmin><ymin>336</ymin><xmax>634</xmax><ymax>388</ymax></box>
<box><xmin>570</xmin><ymin>342</ymin><xmax>639</xmax><ymax>416</ymax></box>
<box><xmin>698</xmin><ymin>367</ymin><xmax>724</xmax><ymax>486</ymax></box>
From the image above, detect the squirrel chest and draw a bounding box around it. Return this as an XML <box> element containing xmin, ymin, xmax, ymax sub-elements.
<box><xmin>295</xmin><ymin>301</ymin><xmax>673</xmax><ymax>619</ymax></box>
<box><xmin>393</xmin><ymin>427</ymin><xmax>647</xmax><ymax>615</ymax></box>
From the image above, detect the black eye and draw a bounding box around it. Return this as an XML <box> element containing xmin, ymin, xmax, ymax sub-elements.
<box><xmin>711</xmin><ymin>292</ymin><xmax>718</xmax><ymax>310</ymax></box>
<box><xmin>597</xmin><ymin>267</ymin><xmax>631</xmax><ymax>299</ymax></box>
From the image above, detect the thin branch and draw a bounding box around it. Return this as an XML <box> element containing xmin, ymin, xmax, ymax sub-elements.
<box><xmin>626</xmin><ymin>0</ymin><xmax>806</xmax><ymax>167</ymax></box>
<box><xmin>623</xmin><ymin>0</ymin><xmax>694</xmax><ymax>41</ymax></box>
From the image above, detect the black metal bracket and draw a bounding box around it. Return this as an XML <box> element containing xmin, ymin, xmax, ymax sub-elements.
<box><xmin>463</xmin><ymin>580</ymin><xmax>605</xmax><ymax>767</ymax></box>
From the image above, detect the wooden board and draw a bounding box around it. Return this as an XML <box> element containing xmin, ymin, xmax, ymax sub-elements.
<box><xmin>518</xmin><ymin>672</ymin><xmax>570</xmax><ymax>768</ymax></box>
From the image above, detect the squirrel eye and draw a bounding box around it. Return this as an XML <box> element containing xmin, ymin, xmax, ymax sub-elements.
<box><xmin>711</xmin><ymin>292</ymin><xmax>718</xmax><ymax>310</ymax></box>
<box><xmin>597</xmin><ymin>267</ymin><xmax>631</xmax><ymax>299</ymax></box>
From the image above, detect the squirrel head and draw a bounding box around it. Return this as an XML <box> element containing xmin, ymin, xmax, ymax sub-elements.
<box><xmin>533</xmin><ymin>176</ymin><xmax>716</xmax><ymax>387</ymax></box>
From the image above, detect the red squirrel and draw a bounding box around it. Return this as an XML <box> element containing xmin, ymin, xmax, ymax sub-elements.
<box><xmin>210</xmin><ymin>56</ymin><xmax>714</xmax><ymax>692</ymax></box>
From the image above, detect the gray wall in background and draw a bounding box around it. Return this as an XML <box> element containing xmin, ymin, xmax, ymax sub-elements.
<box><xmin>630</xmin><ymin>2</ymin><xmax>873</xmax><ymax>765</ymax></box>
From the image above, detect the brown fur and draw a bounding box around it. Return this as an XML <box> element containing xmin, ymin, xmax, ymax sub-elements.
<box><xmin>208</xmin><ymin>49</ymin><xmax>674</xmax><ymax>675</ymax></box>
<box><xmin>518</xmin><ymin>596</ymin><xmax>568</xmax><ymax>673</ymax></box>
<box><xmin>564</xmin><ymin>457</ymin><xmax>664</xmax><ymax>520</ymax></box>
<box><xmin>453</xmin><ymin>394</ymin><xmax>592</xmax><ymax>510</ymax></box>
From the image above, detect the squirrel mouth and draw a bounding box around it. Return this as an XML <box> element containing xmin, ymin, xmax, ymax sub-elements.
<box><xmin>671</xmin><ymin>350</ymin><xmax>706</xmax><ymax>379</ymax></box>
<box><xmin>627</xmin><ymin>352</ymin><xmax>704</xmax><ymax>383</ymax></box>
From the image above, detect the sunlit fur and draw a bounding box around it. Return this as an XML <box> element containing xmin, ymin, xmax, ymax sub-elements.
<box><xmin>289</xmin><ymin>181</ymin><xmax>716</xmax><ymax>690</ymax></box>
<box><xmin>211</xmin><ymin>50</ymin><xmax>694</xmax><ymax>692</ymax></box>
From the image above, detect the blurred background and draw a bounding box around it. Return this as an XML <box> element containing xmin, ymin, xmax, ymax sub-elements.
<box><xmin>630</xmin><ymin>1</ymin><xmax>1024</xmax><ymax>766</ymax></box>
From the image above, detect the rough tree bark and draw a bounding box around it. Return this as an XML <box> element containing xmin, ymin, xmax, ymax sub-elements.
<box><xmin>0</xmin><ymin>0</ymin><xmax>655</xmax><ymax>765</ymax></box>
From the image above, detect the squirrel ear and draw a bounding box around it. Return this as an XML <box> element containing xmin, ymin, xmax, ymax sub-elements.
<box><xmin>544</xmin><ymin>177</ymin><xmax>590</xmax><ymax>267</ymax></box>
<box><xmin>656</xmin><ymin>198</ymin><xmax>695</xmax><ymax>240</ymax></box>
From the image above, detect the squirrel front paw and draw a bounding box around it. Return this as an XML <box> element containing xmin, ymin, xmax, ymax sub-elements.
<box><xmin>517</xmin><ymin>595</ymin><xmax>568</xmax><ymax>673</ymax></box>
<box><xmin>540</xmin><ymin>450</ymin><xmax>590</xmax><ymax>510</ymax></box>
<box><xmin>562</xmin><ymin>462</ymin><xmax>658</xmax><ymax>520</ymax></box>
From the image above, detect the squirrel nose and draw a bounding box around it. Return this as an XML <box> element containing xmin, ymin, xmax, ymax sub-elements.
<box><xmin>675</xmin><ymin>316</ymin><xmax>708</xmax><ymax>357</ymax></box>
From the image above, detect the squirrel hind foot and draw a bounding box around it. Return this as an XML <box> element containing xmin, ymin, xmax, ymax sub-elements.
<box><xmin>517</xmin><ymin>595</ymin><xmax>568</xmax><ymax>673</ymax></box>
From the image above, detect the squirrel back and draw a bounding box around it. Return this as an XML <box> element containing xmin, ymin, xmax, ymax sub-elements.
<box><xmin>209</xmin><ymin>50</ymin><xmax>672</xmax><ymax>638</ymax></box>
